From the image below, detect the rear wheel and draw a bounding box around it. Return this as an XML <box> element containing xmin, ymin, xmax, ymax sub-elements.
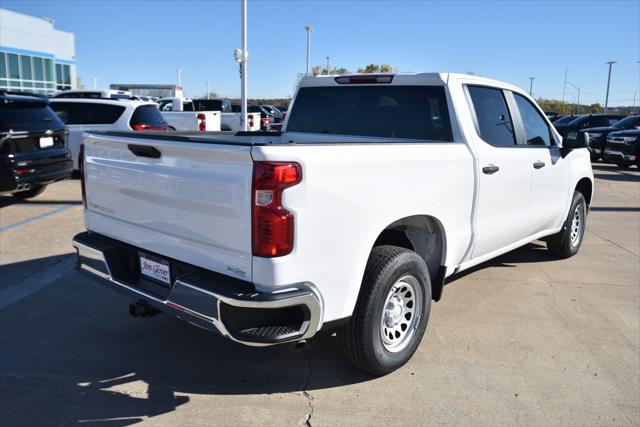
<box><xmin>13</xmin><ymin>185</ymin><xmax>46</xmax><ymax>200</ymax></box>
<box><xmin>547</xmin><ymin>192</ymin><xmax>587</xmax><ymax>259</ymax></box>
<box><xmin>339</xmin><ymin>245</ymin><xmax>431</xmax><ymax>376</ymax></box>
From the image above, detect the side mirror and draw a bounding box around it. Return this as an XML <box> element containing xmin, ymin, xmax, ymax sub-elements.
<box><xmin>561</xmin><ymin>131</ymin><xmax>588</xmax><ymax>157</ymax></box>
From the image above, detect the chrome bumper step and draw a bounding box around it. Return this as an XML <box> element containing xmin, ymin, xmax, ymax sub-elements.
<box><xmin>72</xmin><ymin>232</ymin><xmax>322</xmax><ymax>346</ymax></box>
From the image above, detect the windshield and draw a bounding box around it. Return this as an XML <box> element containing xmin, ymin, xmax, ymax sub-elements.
<box><xmin>554</xmin><ymin>116</ymin><xmax>575</xmax><ymax>124</ymax></box>
<box><xmin>287</xmin><ymin>85</ymin><xmax>452</xmax><ymax>141</ymax></box>
<box><xmin>0</xmin><ymin>102</ymin><xmax>65</xmax><ymax>132</ymax></box>
<box><xmin>612</xmin><ymin>116</ymin><xmax>639</xmax><ymax>129</ymax></box>
<box><xmin>567</xmin><ymin>116</ymin><xmax>588</xmax><ymax>126</ymax></box>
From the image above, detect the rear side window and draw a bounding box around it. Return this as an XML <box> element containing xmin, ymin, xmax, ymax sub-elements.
<box><xmin>513</xmin><ymin>94</ymin><xmax>552</xmax><ymax>147</ymax></box>
<box><xmin>467</xmin><ymin>86</ymin><xmax>516</xmax><ymax>147</ymax></box>
<box><xmin>287</xmin><ymin>85</ymin><xmax>453</xmax><ymax>141</ymax></box>
<box><xmin>130</xmin><ymin>105</ymin><xmax>167</xmax><ymax>128</ymax></box>
<box><xmin>51</xmin><ymin>102</ymin><xmax>125</xmax><ymax>125</ymax></box>
<box><xmin>0</xmin><ymin>102</ymin><xmax>64</xmax><ymax>132</ymax></box>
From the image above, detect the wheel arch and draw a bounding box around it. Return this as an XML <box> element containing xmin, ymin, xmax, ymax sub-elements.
<box><xmin>575</xmin><ymin>176</ymin><xmax>593</xmax><ymax>208</ymax></box>
<box><xmin>370</xmin><ymin>214</ymin><xmax>448</xmax><ymax>301</ymax></box>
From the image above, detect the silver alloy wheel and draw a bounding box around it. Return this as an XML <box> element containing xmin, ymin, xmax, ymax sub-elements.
<box><xmin>380</xmin><ymin>275</ymin><xmax>422</xmax><ymax>353</ymax></box>
<box><xmin>570</xmin><ymin>202</ymin><xmax>585</xmax><ymax>247</ymax></box>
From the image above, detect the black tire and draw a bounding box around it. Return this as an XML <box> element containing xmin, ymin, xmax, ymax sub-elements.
<box><xmin>589</xmin><ymin>152</ymin><xmax>601</xmax><ymax>162</ymax></box>
<box><xmin>13</xmin><ymin>185</ymin><xmax>46</xmax><ymax>200</ymax></box>
<box><xmin>339</xmin><ymin>245</ymin><xmax>431</xmax><ymax>376</ymax></box>
<box><xmin>616</xmin><ymin>163</ymin><xmax>631</xmax><ymax>169</ymax></box>
<box><xmin>547</xmin><ymin>192</ymin><xmax>587</xmax><ymax>259</ymax></box>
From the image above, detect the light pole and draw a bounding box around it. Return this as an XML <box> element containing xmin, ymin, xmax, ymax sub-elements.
<box><xmin>528</xmin><ymin>77</ymin><xmax>535</xmax><ymax>96</ymax></box>
<box><xmin>240</xmin><ymin>0</ymin><xmax>248</xmax><ymax>131</ymax></box>
<box><xmin>636</xmin><ymin>61</ymin><xmax>640</xmax><ymax>113</ymax></box>
<box><xmin>562</xmin><ymin>66</ymin><xmax>567</xmax><ymax>103</ymax></box>
<box><xmin>326</xmin><ymin>56</ymin><xmax>330</xmax><ymax>75</ymax></box>
<box><xmin>176</xmin><ymin>69</ymin><xmax>183</xmax><ymax>87</ymax></box>
<box><xmin>305</xmin><ymin>26</ymin><xmax>313</xmax><ymax>75</ymax></box>
<box><xmin>604</xmin><ymin>61</ymin><xmax>617</xmax><ymax>115</ymax></box>
<box><xmin>92</xmin><ymin>77</ymin><xmax>98</xmax><ymax>90</ymax></box>
<box><xmin>206</xmin><ymin>82</ymin><xmax>212</xmax><ymax>99</ymax></box>
<box><xmin>566</xmin><ymin>81</ymin><xmax>580</xmax><ymax>114</ymax></box>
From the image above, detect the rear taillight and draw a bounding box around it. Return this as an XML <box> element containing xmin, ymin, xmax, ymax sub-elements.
<box><xmin>261</xmin><ymin>116</ymin><xmax>269</xmax><ymax>130</ymax></box>
<box><xmin>249</xmin><ymin>114</ymin><xmax>255</xmax><ymax>129</ymax></box>
<box><xmin>252</xmin><ymin>162</ymin><xmax>302</xmax><ymax>257</ymax></box>
<box><xmin>133</xmin><ymin>123</ymin><xmax>169</xmax><ymax>131</ymax></box>
<box><xmin>79</xmin><ymin>144</ymin><xmax>87</xmax><ymax>208</ymax></box>
<box><xmin>197</xmin><ymin>113</ymin><xmax>206</xmax><ymax>132</ymax></box>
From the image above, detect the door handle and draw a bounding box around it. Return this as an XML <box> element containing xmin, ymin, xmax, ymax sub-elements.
<box><xmin>128</xmin><ymin>144</ymin><xmax>161</xmax><ymax>159</ymax></box>
<box><xmin>533</xmin><ymin>161</ymin><xmax>546</xmax><ymax>169</ymax></box>
<box><xmin>482</xmin><ymin>164</ymin><xmax>500</xmax><ymax>175</ymax></box>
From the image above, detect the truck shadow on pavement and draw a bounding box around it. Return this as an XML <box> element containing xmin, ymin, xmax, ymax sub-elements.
<box><xmin>0</xmin><ymin>240</ymin><xmax>581</xmax><ymax>425</ymax></box>
<box><xmin>0</xmin><ymin>258</ymin><xmax>369</xmax><ymax>426</ymax></box>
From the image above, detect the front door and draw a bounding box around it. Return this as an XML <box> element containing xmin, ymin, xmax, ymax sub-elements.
<box><xmin>466</xmin><ymin>85</ymin><xmax>534</xmax><ymax>259</ymax></box>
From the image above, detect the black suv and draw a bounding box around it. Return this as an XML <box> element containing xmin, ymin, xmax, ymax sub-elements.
<box><xmin>581</xmin><ymin>115</ymin><xmax>640</xmax><ymax>161</ymax></box>
<box><xmin>554</xmin><ymin>114</ymin><xmax>625</xmax><ymax>141</ymax></box>
<box><xmin>604</xmin><ymin>129</ymin><xmax>640</xmax><ymax>168</ymax></box>
<box><xmin>0</xmin><ymin>92</ymin><xmax>72</xmax><ymax>199</ymax></box>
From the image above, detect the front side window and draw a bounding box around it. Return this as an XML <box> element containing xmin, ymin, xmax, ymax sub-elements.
<box><xmin>514</xmin><ymin>94</ymin><xmax>552</xmax><ymax>147</ymax></box>
<box><xmin>287</xmin><ymin>85</ymin><xmax>453</xmax><ymax>141</ymax></box>
<box><xmin>467</xmin><ymin>86</ymin><xmax>516</xmax><ymax>147</ymax></box>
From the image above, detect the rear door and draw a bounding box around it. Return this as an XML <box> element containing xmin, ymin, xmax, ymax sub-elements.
<box><xmin>466</xmin><ymin>85</ymin><xmax>533</xmax><ymax>259</ymax></box>
<box><xmin>511</xmin><ymin>93</ymin><xmax>570</xmax><ymax>235</ymax></box>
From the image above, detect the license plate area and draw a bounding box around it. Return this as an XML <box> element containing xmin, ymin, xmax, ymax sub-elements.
<box><xmin>39</xmin><ymin>137</ymin><xmax>54</xmax><ymax>148</ymax></box>
<box><xmin>139</xmin><ymin>253</ymin><xmax>172</xmax><ymax>288</ymax></box>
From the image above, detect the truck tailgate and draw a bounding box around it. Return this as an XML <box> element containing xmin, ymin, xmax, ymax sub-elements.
<box><xmin>83</xmin><ymin>132</ymin><xmax>254</xmax><ymax>281</ymax></box>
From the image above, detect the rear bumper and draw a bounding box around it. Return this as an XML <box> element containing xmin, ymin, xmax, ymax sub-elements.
<box><xmin>0</xmin><ymin>148</ymin><xmax>73</xmax><ymax>195</ymax></box>
<box><xmin>72</xmin><ymin>232</ymin><xmax>322</xmax><ymax>346</ymax></box>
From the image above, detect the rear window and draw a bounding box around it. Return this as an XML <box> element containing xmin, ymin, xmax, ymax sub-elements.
<box><xmin>287</xmin><ymin>85</ymin><xmax>452</xmax><ymax>141</ymax></box>
<box><xmin>51</xmin><ymin>102</ymin><xmax>125</xmax><ymax>125</ymax></box>
<box><xmin>130</xmin><ymin>105</ymin><xmax>167</xmax><ymax>127</ymax></box>
<box><xmin>0</xmin><ymin>102</ymin><xmax>64</xmax><ymax>132</ymax></box>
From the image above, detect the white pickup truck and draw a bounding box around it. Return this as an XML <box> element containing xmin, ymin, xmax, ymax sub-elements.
<box><xmin>157</xmin><ymin>97</ymin><xmax>260</xmax><ymax>132</ymax></box>
<box><xmin>155</xmin><ymin>97</ymin><xmax>221</xmax><ymax>132</ymax></box>
<box><xmin>73</xmin><ymin>73</ymin><xmax>594</xmax><ymax>375</ymax></box>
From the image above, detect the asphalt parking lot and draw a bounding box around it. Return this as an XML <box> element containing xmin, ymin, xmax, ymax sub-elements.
<box><xmin>0</xmin><ymin>163</ymin><xmax>638</xmax><ymax>426</ymax></box>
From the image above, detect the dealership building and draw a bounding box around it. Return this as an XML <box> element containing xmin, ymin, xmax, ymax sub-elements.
<box><xmin>0</xmin><ymin>8</ymin><xmax>76</xmax><ymax>94</ymax></box>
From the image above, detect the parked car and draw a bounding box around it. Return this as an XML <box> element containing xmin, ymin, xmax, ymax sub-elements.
<box><xmin>604</xmin><ymin>129</ymin><xmax>640</xmax><ymax>168</ymax></box>
<box><xmin>157</xmin><ymin>97</ymin><xmax>260</xmax><ymax>132</ymax></box>
<box><xmin>53</xmin><ymin>89</ymin><xmax>133</xmax><ymax>100</ymax></box>
<box><xmin>580</xmin><ymin>115</ymin><xmax>640</xmax><ymax>161</ymax></box>
<box><xmin>260</xmin><ymin>104</ymin><xmax>284</xmax><ymax>122</ymax></box>
<box><xmin>554</xmin><ymin>114</ymin><xmax>625</xmax><ymax>140</ymax></box>
<box><xmin>545</xmin><ymin>111</ymin><xmax>562</xmax><ymax>122</ymax></box>
<box><xmin>0</xmin><ymin>92</ymin><xmax>72</xmax><ymax>199</ymax></box>
<box><xmin>50</xmin><ymin>98</ymin><xmax>168</xmax><ymax>170</ymax></box>
<box><xmin>156</xmin><ymin>97</ymin><xmax>222</xmax><ymax>132</ymax></box>
<box><xmin>73</xmin><ymin>73</ymin><xmax>593</xmax><ymax>376</ymax></box>
<box><xmin>552</xmin><ymin>115</ymin><xmax>579</xmax><ymax>125</ymax></box>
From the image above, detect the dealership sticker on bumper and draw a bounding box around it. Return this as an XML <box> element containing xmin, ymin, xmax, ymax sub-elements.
<box><xmin>140</xmin><ymin>254</ymin><xmax>171</xmax><ymax>286</ymax></box>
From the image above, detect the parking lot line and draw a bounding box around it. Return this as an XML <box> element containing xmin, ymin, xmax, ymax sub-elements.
<box><xmin>0</xmin><ymin>205</ymin><xmax>77</xmax><ymax>233</ymax></box>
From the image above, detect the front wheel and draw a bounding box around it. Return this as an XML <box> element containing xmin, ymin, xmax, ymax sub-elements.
<box><xmin>547</xmin><ymin>192</ymin><xmax>587</xmax><ymax>259</ymax></box>
<box><xmin>339</xmin><ymin>245</ymin><xmax>431</xmax><ymax>376</ymax></box>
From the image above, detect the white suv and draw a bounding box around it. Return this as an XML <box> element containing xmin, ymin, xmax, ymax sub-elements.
<box><xmin>50</xmin><ymin>98</ymin><xmax>168</xmax><ymax>170</ymax></box>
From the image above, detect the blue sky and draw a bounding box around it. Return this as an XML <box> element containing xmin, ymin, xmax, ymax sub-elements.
<box><xmin>3</xmin><ymin>0</ymin><xmax>639</xmax><ymax>105</ymax></box>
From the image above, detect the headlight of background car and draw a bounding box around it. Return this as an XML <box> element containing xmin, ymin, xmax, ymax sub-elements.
<box><xmin>623</xmin><ymin>136</ymin><xmax>638</xmax><ymax>144</ymax></box>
